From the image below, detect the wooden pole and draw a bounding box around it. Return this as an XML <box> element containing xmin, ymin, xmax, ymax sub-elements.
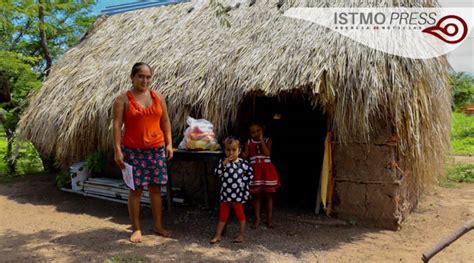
<box><xmin>422</xmin><ymin>219</ymin><xmax>474</xmax><ymax>262</ymax></box>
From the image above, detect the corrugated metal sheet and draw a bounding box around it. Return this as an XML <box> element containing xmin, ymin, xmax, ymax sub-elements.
<box><xmin>100</xmin><ymin>0</ymin><xmax>185</xmax><ymax>16</ymax></box>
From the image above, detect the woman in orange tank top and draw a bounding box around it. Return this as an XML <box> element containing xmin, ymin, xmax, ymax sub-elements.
<box><xmin>112</xmin><ymin>62</ymin><xmax>173</xmax><ymax>243</ymax></box>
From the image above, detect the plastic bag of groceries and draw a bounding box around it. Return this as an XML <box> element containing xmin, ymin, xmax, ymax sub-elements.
<box><xmin>178</xmin><ymin>117</ymin><xmax>221</xmax><ymax>151</ymax></box>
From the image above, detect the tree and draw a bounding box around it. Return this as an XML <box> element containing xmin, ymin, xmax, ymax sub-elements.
<box><xmin>0</xmin><ymin>51</ymin><xmax>41</xmax><ymax>174</ymax></box>
<box><xmin>449</xmin><ymin>72</ymin><xmax>474</xmax><ymax>111</ymax></box>
<box><xmin>0</xmin><ymin>1</ymin><xmax>96</xmax><ymax>174</ymax></box>
<box><xmin>0</xmin><ymin>0</ymin><xmax>96</xmax><ymax>75</ymax></box>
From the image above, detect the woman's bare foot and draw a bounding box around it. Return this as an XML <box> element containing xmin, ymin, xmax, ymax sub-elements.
<box><xmin>232</xmin><ymin>235</ymin><xmax>244</xmax><ymax>243</ymax></box>
<box><xmin>266</xmin><ymin>222</ymin><xmax>274</xmax><ymax>229</ymax></box>
<box><xmin>210</xmin><ymin>236</ymin><xmax>221</xmax><ymax>244</ymax></box>
<box><xmin>129</xmin><ymin>230</ymin><xmax>143</xmax><ymax>243</ymax></box>
<box><xmin>153</xmin><ymin>227</ymin><xmax>172</xmax><ymax>238</ymax></box>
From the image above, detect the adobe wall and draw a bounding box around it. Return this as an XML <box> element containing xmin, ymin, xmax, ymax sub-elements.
<box><xmin>332</xmin><ymin>128</ymin><xmax>417</xmax><ymax>230</ymax></box>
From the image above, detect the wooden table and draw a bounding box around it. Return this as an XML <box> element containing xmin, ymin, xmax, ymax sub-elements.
<box><xmin>166</xmin><ymin>149</ymin><xmax>223</xmax><ymax>210</ymax></box>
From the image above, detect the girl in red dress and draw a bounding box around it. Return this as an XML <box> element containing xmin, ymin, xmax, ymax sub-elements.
<box><xmin>242</xmin><ymin>123</ymin><xmax>280</xmax><ymax>228</ymax></box>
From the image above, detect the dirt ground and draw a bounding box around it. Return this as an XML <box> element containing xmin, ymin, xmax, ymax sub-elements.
<box><xmin>454</xmin><ymin>155</ymin><xmax>474</xmax><ymax>164</ymax></box>
<box><xmin>0</xmin><ymin>174</ymin><xmax>473</xmax><ymax>263</ymax></box>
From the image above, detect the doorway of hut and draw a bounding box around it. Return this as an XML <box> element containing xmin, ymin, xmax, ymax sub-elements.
<box><xmin>232</xmin><ymin>92</ymin><xmax>327</xmax><ymax>213</ymax></box>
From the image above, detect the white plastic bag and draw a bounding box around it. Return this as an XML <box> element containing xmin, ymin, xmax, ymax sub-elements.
<box><xmin>178</xmin><ymin>117</ymin><xmax>221</xmax><ymax>151</ymax></box>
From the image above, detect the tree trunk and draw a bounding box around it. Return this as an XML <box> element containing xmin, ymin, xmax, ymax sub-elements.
<box><xmin>0</xmin><ymin>75</ymin><xmax>11</xmax><ymax>103</ymax></box>
<box><xmin>4</xmin><ymin>128</ymin><xmax>16</xmax><ymax>175</ymax></box>
<box><xmin>38</xmin><ymin>0</ymin><xmax>52</xmax><ymax>76</ymax></box>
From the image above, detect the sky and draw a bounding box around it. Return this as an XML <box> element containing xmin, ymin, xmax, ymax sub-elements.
<box><xmin>91</xmin><ymin>0</ymin><xmax>473</xmax><ymax>74</ymax></box>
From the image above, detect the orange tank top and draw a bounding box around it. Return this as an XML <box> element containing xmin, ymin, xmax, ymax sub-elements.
<box><xmin>121</xmin><ymin>90</ymin><xmax>165</xmax><ymax>148</ymax></box>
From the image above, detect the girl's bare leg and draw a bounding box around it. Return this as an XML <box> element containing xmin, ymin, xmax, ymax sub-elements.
<box><xmin>210</xmin><ymin>222</ymin><xmax>226</xmax><ymax>244</ymax></box>
<box><xmin>233</xmin><ymin>221</ymin><xmax>246</xmax><ymax>243</ymax></box>
<box><xmin>252</xmin><ymin>193</ymin><xmax>261</xmax><ymax>229</ymax></box>
<box><xmin>265</xmin><ymin>192</ymin><xmax>273</xmax><ymax>228</ymax></box>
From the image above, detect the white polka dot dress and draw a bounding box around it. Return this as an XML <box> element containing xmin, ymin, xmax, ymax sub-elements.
<box><xmin>214</xmin><ymin>158</ymin><xmax>253</xmax><ymax>203</ymax></box>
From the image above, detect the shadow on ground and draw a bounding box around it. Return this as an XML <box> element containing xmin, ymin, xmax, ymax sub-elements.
<box><xmin>0</xmin><ymin>173</ymin><xmax>383</xmax><ymax>261</ymax></box>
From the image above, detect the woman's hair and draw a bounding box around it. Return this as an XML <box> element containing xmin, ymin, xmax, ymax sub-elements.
<box><xmin>223</xmin><ymin>136</ymin><xmax>240</xmax><ymax>147</ymax></box>
<box><xmin>131</xmin><ymin>62</ymin><xmax>153</xmax><ymax>77</ymax></box>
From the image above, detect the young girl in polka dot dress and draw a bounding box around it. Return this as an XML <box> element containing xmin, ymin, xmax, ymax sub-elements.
<box><xmin>210</xmin><ymin>137</ymin><xmax>253</xmax><ymax>244</ymax></box>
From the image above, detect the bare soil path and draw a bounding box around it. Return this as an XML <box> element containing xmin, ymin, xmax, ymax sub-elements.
<box><xmin>0</xmin><ymin>174</ymin><xmax>473</xmax><ymax>262</ymax></box>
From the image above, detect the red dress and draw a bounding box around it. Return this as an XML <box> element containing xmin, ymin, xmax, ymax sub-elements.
<box><xmin>247</xmin><ymin>138</ymin><xmax>280</xmax><ymax>193</ymax></box>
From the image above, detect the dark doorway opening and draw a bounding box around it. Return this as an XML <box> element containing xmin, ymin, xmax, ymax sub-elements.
<box><xmin>232</xmin><ymin>92</ymin><xmax>327</xmax><ymax>212</ymax></box>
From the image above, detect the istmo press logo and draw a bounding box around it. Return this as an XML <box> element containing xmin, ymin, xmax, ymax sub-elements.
<box><xmin>284</xmin><ymin>8</ymin><xmax>473</xmax><ymax>59</ymax></box>
<box><xmin>333</xmin><ymin>11</ymin><xmax>468</xmax><ymax>44</ymax></box>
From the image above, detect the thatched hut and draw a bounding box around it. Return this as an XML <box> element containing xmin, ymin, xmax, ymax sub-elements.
<box><xmin>19</xmin><ymin>0</ymin><xmax>451</xmax><ymax>229</ymax></box>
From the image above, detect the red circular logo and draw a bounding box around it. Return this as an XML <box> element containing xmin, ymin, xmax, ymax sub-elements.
<box><xmin>422</xmin><ymin>15</ymin><xmax>468</xmax><ymax>44</ymax></box>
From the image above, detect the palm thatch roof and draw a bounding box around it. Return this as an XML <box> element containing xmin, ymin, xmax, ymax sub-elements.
<box><xmin>19</xmin><ymin>0</ymin><xmax>450</xmax><ymax>187</ymax></box>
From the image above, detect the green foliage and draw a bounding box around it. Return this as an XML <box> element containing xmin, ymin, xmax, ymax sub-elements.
<box><xmin>449</xmin><ymin>72</ymin><xmax>474</xmax><ymax>111</ymax></box>
<box><xmin>0</xmin><ymin>51</ymin><xmax>41</xmax><ymax>126</ymax></box>
<box><xmin>105</xmin><ymin>255</ymin><xmax>145</xmax><ymax>263</ymax></box>
<box><xmin>85</xmin><ymin>151</ymin><xmax>106</xmax><ymax>174</ymax></box>
<box><xmin>0</xmin><ymin>1</ymin><xmax>96</xmax><ymax>72</ymax></box>
<box><xmin>13</xmin><ymin>139</ymin><xmax>43</xmax><ymax>174</ymax></box>
<box><xmin>55</xmin><ymin>170</ymin><xmax>70</xmax><ymax>188</ymax></box>
<box><xmin>0</xmin><ymin>126</ymin><xmax>43</xmax><ymax>178</ymax></box>
<box><xmin>0</xmin><ymin>1</ymin><xmax>96</xmax><ymax>174</ymax></box>
<box><xmin>0</xmin><ymin>51</ymin><xmax>42</xmax><ymax>174</ymax></box>
<box><xmin>446</xmin><ymin>162</ymin><xmax>474</xmax><ymax>183</ymax></box>
<box><xmin>451</xmin><ymin>112</ymin><xmax>474</xmax><ymax>156</ymax></box>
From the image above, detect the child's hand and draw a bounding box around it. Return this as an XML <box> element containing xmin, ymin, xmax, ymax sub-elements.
<box><xmin>224</xmin><ymin>155</ymin><xmax>238</xmax><ymax>165</ymax></box>
<box><xmin>223</xmin><ymin>158</ymin><xmax>230</xmax><ymax>166</ymax></box>
<box><xmin>229</xmin><ymin>153</ymin><xmax>239</xmax><ymax>162</ymax></box>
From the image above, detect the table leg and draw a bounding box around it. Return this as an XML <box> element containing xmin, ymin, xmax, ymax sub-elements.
<box><xmin>203</xmin><ymin>162</ymin><xmax>210</xmax><ymax>208</ymax></box>
<box><xmin>166</xmin><ymin>165</ymin><xmax>173</xmax><ymax>212</ymax></box>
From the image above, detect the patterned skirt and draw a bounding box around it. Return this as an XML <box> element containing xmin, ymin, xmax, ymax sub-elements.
<box><xmin>121</xmin><ymin>145</ymin><xmax>168</xmax><ymax>188</ymax></box>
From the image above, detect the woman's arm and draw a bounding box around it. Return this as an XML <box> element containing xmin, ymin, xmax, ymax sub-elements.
<box><xmin>112</xmin><ymin>94</ymin><xmax>126</xmax><ymax>169</ymax></box>
<box><xmin>158</xmin><ymin>93</ymin><xmax>173</xmax><ymax>160</ymax></box>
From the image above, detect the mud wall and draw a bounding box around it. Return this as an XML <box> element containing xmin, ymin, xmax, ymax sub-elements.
<box><xmin>332</xmin><ymin>128</ymin><xmax>417</xmax><ymax>230</ymax></box>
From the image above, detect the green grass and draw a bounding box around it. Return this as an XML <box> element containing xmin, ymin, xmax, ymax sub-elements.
<box><xmin>451</xmin><ymin>112</ymin><xmax>474</xmax><ymax>156</ymax></box>
<box><xmin>446</xmin><ymin>161</ymin><xmax>474</xmax><ymax>183</ymax></box>
<box><xmin>440</xmin><ymin>157</ymin><xmax>474</xmax><ymax>187</ymax></box>
<box><xmin>105</xmin><ymin>255</ymin><xmax>145</xmax><ymax>263</ymax></box>
<box><xmin>0</xmin><ymin>126</ymin><xmax>43</xmax><ymax>178</ymax></box>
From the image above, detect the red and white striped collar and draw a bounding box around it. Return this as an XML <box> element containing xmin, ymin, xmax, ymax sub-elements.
<box><xmin>250</xmin><ymin>138</ymin><xmax>268</xmax><ymax>144</ymax></box>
